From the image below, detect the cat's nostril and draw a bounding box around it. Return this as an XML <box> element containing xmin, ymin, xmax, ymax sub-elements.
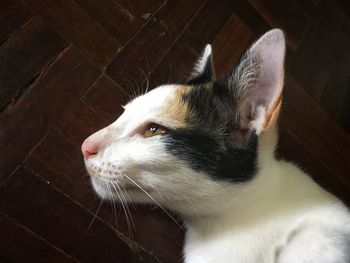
<box><xmin>81</xmin><ymin>139</ymin><xmax>99</xmax><ymax>160</ymax></box>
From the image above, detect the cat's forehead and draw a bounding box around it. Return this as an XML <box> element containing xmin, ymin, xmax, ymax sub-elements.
<box><xmin>115</xmin><ymin>84</ymin><xmax>191</xmax><ymax>131</ymax></box>
<box><xmin>125</xmin><ymin>84</ymin><xmax>179</xmax><ymax>110</ymax></box>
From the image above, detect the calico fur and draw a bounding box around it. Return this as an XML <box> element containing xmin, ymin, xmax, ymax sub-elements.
<box><xmin>82</xmin><ymin>29</ymin><xmax>350</xmax><ymax>263</ymax></box>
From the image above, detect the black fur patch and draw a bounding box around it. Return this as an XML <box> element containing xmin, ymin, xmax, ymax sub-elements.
<box><xmin>163</xmin><ymin>83</ymin><xmax>258</xmax><ymax>182</ymax></box>
<box><xmin>184</xmin><ymin>54</ymin><xmax>214</xmax><ymax>86</ymax></box>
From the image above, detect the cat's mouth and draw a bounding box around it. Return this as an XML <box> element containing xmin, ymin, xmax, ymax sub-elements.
<box><xmin>85</xmin><ymin>163</ymin><xmax>153</xmax><ymax>197</ymax></box>
<box><xmin>90</xmin><ymin>174</ymin><xmax>149</xmax><ymax>193</ymax></box>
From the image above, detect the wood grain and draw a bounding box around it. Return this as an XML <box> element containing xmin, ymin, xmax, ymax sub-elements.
<box><xmin>0</xmin><ymin>16</ymin><xmax>67</xmax><ymax>111</ymax></box>
<box><xmin>23</xmin><ymin>0</ymin><xmax>119</xmax><ymax>66</ymax></box>
<box><xmin>0</xmin><ymin>47</ymin><xmax>100</xmax><ymax>182</ymax></box>
<box><xmin>106</xmin><ymin>0</ymin><xmax>205</xmax><ymax>92</ymax></box>
<box><xmin>0</xmin><ymin>166</ymin><xmax>157</xmax><ymax>262</ymax></box>
<box><xmin>0</xmin><ymin>212</ymin><xmax>78</xmax><ymax>263</ymax></box>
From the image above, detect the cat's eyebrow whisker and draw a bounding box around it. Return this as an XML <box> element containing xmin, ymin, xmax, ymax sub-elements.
<box><xmin>129</xmin><ymin>76</ymin><xmax>142</xmax><ymax>98</ymax></box>
<box><xmin>121</xmin><ymin>173</ymin><xmax>182</xmax><ymax>228</ymax></box>
<box><xmin>123</xmin><ymin>78</ymin><xmax>137</xmax><ymax>100</ymax></box>
<box><xmin>125</xmin><ymin>77</ymin><xmax>138</xmax><ymax>98</ymax></box>
<box><xmin>124</xmin><ymin>77</ymin><xmax>140</xmax><ymax>100</ymax></box>
<box><xmin>137</xmin><ymin>66</ymin><xmax>149</xmax><ymax>94</ymax></box>
<box><xmin>146</xmin><ymin>59</ymin><xmax>151</xmax><ymax>92</ymax></box>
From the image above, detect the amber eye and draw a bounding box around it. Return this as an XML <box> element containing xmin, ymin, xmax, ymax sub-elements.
<box><xmin>143</xmin><ymin>123</ymin><xmax>167</xmax><ymax>138</ymax></box>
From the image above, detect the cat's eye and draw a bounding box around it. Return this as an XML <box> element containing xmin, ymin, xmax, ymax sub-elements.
<box><xmin>143</xmin><ymin>123</ymin><xmax>167</xmax><ymax>138</ymax></box>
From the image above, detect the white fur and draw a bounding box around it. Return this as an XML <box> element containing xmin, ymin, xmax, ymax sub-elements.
<box><xmin>191</xmin><ymin>44</ymin><xmax>212</xmax><ymax>78</ymax></box>
<box><xmin>183</xmin><ymin>129</ymin><xmax>350</xmax><ymax>263</ymax></box>
<box><xmin>249</xmin><ymin>105</ymin><xmax>266</xmax><ymax>134</ymax></box>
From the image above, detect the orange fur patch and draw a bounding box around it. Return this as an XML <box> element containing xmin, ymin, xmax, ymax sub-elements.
<box><xmin>162</xmin><ymin>85</ymin><xmax>191</xmax><ymax>127</ymax></box>
<box><xmin>263</xmin><ymin>93</ymin><xmax>282</xmax><ymax>130</ymax></box>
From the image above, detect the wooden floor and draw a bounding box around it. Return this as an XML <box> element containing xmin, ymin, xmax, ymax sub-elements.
<box><xmin>1</xmin><ymin>0</ymin><xmax>350</xmax><ymax>262</ymax></box>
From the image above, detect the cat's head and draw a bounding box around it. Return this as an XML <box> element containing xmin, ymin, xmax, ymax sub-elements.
<box><xmin>82</xmin><ymin>29</ymin><xmax>286</xmax><ymax>217</ymax></box>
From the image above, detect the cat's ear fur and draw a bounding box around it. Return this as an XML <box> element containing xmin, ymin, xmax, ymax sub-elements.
<box><xmin>227</xmin><ymin>29</ymin><xmax>286</xmax><ymax>135</ymax></box>
<box><xmin>186</xmin><ymin>44</ymin><xmax>215</xmax><ymax>85</ymax></box>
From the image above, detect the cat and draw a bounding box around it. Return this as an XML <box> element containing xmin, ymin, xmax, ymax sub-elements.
<box><xmin>82</xmin><ymin>29</ymin><xmax>350</xmax><ymax>263</ymax></box>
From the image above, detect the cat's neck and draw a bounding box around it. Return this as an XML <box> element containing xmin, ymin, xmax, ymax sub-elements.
<box><xmin>181</xmin><ymin>126</ymin><xmax>334</xmax><ymax>235</ymax></box>
<box><xmin>181</xmin><ymin>126</ymin><xmax>284</xmax><ymax>227</ymax></box>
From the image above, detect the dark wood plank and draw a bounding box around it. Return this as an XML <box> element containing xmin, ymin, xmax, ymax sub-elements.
<box><xmin>149</xmin><ymin>41</ymin><xmax>198</xmax><ymax>88</ymax></box>
<box><xmin>0</xmin><ymin>47</ymin><xmax>100</xmax><ymax>183</ymax></box>
<box><xmin>150</xmin><ymin>0</ymin><xmax>233</xmax><ymax>87</ymax></box>
<box><xmin>337</xmin><ymin>83</ymin><xmax>350</xmax><ymax>133</ymax></box>
<box><xmin>106</xmin><ymin>0</ymin><xmax>205</xmax><ymax>92</ymax></box>
<box><xmin>294</xmin><ymin>0</ymin><xmax>320</xmax><ymax>17</ymax></box>
<box><xmin>180</xmin><ymin>0</ymin><xmax>233</xmax><ymax>55</ymax></box>
<box><xmin>0</xmin><ymin>166</ymin><xmax>158</xmax><ymax>263</ymax></box>
<box><xmin>0</xmin><ymin>0</ymin><xmax>33</xmax><ymax>44</ymax></box>
<box><xmin>117</xmin><ymin>0</ymin><xmax>164</xmax><ymax>18</ymax></box>
<box><xmin>288</xmin><ymin>0</ymin><xmax>350</xmax><ymax>131</ymax></box>
<box><xmin>0</xmin><ymin>212</ymin><xmax>78</xmax><ymax>263</ymax></box>
<box><xmin>213</xmin><ymin>15</ymin><xmax>254</xmax><ymax>77</ymax></box>
<box><xmin>248</xmin><ymin>0</ymin><xmax>310</xmax><ymax>50</ymax></box>
<box><xmin>82</xmin><ymin>75</ymin><xmax>129</xmax><ymax>118</ymax></box>
<box><xmin>23</xmin><ymin>0</ymin><xmax>119</xmax><ymax>67</ymax></box>
<box><xmin>336</xmin><ymin>0</ymin><xmax>350</xmax><ymax>16</ymax></box>
<box><xmin>54</xmin><ymin>100</ymin><xmax>113</xmax><ymax>147</ymax></box>
<box><xmin>25</xmin><ymin>133</ymin><xmax>95</xmax><ymax>209</ymax></box>
<box><xmin>0</xmin><ymin>16</ymin><xmax>67</xmax><ymax>111</ymax></box>
<box><xmin>114</xmin><ymin>206</ymin><xmax>183</xmax><ymax>263</ymax></box>
<box><xmin>226</xmin><ymin>0</ymin><xmax>270</xmax><ymax>36</ymax></box>
<box><xmin>74</xmin><ymin>0</ymin><xmax>164</xmax><ymax>45</ymax></box>
<box><xmin>279</xmin><ymin>74</ymin><xmax>350</xmax><ymax>204</ymax></box>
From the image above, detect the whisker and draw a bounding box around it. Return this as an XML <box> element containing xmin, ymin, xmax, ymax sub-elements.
<box><xmin>119</xmin><ymin>191</ymin><xmax>135</xmax><ymax>238</ymax></box>
<box><xmin>109</xmin><ymin>180</ymin><xmax>134</xmax><ymax>238</ymax></box>
<box><xmin>124</xmin><ymin>187</ymin><xmax>137</xmax><ymax>210</ymax></box>
<box><xmin>146</xmin><ymin>59</ymin><xmax>151</xmax><ymax>92</ymax></box>
<box><xmin>138</xmin><ymin>66</ymin><xmax>149</xmax><ymax>94</ymax></box>
<box><xmin>103</xmin><ymin>179</ymin><xmax>118</xmax><ymax>229</ymax></box>
<box><xmin>116</xmin><ymin>180</ymin><xmax>136</xmax><ymax>210</ymax></box>
<box><xmin>86</xmin><ymin>198</ymin><xmax>103</xmax><ymax>231</ymax></box>
<box><xmin>122</xmin><ymin>173</ymin><xmax>182</xmax><ymax>228</ymax></box>
<box><xmin>111</xmin><ymin>181</ymin><xmax>135</xmax><ymax>231</ymax></box>
<box><xmin>123</xmin><ymin>78</ymin><xmax>137</xmax><ymax>100</ymax></box>
<box><xmin>129</xmin><ymin>77</ymin><xmax>142</xmax><ymax>98</ymax></box>
<box><xmin>104</xmin><ymin>178</ymin><xmax>124</xmax><ymax>235</ymax></box>
<box><xmin>120</xmin><ymin>78</ymin><xmax>133</xmax><ymax>99</ymax></box>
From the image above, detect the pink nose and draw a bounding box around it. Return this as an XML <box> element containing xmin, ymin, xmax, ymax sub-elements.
<box><xmin>81</xmin><ymin>139</ymin><xmax>99</xmax><ymax>160</ymax></box>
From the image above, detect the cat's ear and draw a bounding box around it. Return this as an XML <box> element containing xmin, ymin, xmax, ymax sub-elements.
<box><xmin>227</xmin><ymin>29</ymin><xmax>285</xmax><ymax>135</ymax></box>
<box><xmin>186</xmin><ymin>44</ymin><xmax>215</xmax><ymax>85</ymax></box>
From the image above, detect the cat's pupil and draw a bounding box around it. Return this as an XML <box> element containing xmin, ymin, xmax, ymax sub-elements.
<box><xmin>150</xmin><ymin>125</ymin><xmax>158</xmax><ymax>133</ymax></box>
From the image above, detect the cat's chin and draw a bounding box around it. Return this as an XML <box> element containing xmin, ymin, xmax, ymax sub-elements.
<box><xmin>90</xmin><ymin>176</ymin><xmax>153</xmax><ymax>204</ymax></box>
<box><xmin>90</xmin><ymin>177</ymin><xmax>111</xmax><ymax>200</ymax></box>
